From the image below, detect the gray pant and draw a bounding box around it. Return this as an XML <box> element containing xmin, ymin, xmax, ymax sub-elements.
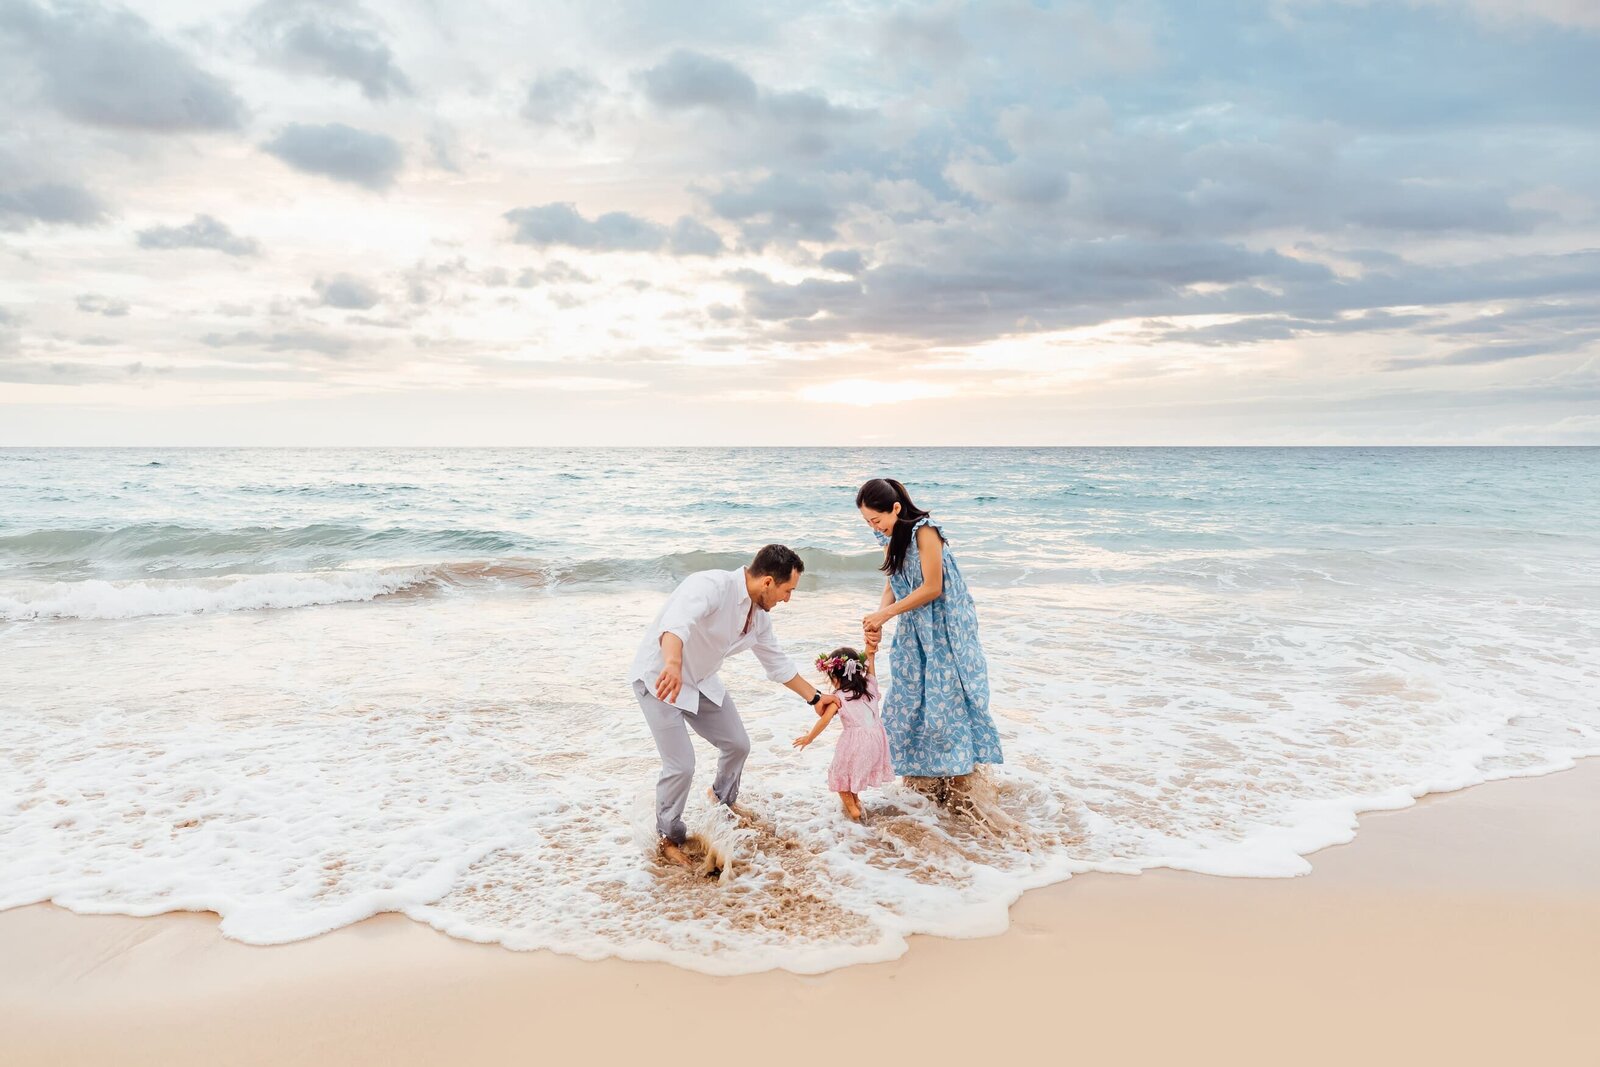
<box><xmin>633</xmin><ymin>680</ymin><xmax>751</xmax><ymax>844</ymax></box>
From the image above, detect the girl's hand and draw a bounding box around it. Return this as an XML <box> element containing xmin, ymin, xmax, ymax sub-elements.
<box><xmin>792</xmin><ymin>734</ymin><xmax>813</xmax><ymax>750</ymax></box>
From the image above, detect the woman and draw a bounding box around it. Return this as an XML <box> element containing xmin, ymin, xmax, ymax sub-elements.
<box><xmin>857</xmin><ymin>478</ymin><xmax>1003</xmax><ymax>781</ymax></box>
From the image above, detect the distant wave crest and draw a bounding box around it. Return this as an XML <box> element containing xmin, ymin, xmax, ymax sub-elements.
<box><xmin>0</xmin><ymin>532</ymin><xmax>883</xmax><ymax>620</ymax></box>
<box><xmin>0</xmin><ymin>523</ymin><xmax>529</xmax><ymax>566</ymax></box>
<box><xmin>0</xmin><ymin>570</ymin><xmax>432</xmax><ymax>621</ymax></box>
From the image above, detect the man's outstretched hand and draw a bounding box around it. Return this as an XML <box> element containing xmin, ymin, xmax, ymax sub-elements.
<box><xmin>814</xmin><ymin>692</ymin><xmax>841</xmax><ymax>717</ymax></box>
<box><xmin>655</xmin><ymin>661</ymin><xmax>684</xmax><ymax>704</ymax></box>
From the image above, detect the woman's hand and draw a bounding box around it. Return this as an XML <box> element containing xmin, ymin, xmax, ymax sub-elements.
<box><xmin>862</xmin><ymin>609</ymin><xmax>892</xmax><ymax>635</ymax></box>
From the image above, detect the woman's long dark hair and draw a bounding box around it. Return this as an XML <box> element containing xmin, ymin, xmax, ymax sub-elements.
<box><xmin>856</xmin><ymin>478</ymin><xmax>945</xmax><ymax>576</ymax></box>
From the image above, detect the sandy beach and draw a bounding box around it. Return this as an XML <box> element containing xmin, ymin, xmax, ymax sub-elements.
<box><xmin>4</xmin><ymin>758</ymin><xmax>1596</xmax><ymax>1067</ymax></box>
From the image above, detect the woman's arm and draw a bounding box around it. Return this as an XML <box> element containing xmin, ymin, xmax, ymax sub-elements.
<box><xmin>792</xmin><ymin>705</ymin><xmax>838</xmax><ymax>749</ymax></box>
<box><xmin>864</xmin><ymin>579</ymin><xmax>895</xmax><ymax>647</ymax></box>
<box><xmin>864</xmin><ymin>525</ymin><xmax>946</xmax><ymax>630</ymax></box>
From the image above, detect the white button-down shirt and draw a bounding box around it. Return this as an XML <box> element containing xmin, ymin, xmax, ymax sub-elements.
<box><xmin>630</xmin><ymin>568</ymin><xmax>800</xmax><ymax>714</ymax></box>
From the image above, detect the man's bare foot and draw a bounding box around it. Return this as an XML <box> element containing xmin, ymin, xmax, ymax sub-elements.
<box><xmin>659</xmin><ymin>839</ymin><xmax>694</xmax><ymax>870</ymax></box>
<box><xmin>707</xmin><ymin>786</ymin><xmax>755</xmax><ymax>823</ymax></box>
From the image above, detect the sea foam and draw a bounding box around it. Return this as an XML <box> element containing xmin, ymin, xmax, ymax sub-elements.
<box><xmin>3</xmin><ymin>446</ymin><xmax>1598</xmax><ymax>973</ymax></box>
<box><xmin>3</xmin><ymin>582</ymin><xmax>1595</xmax><ymax>974</ymax></box>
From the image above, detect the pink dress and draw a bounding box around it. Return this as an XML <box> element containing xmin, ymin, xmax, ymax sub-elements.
<box><xmin>827</xmin><ymin>676</ymin><xmax>896</xmax><ymax>793</ymax></box>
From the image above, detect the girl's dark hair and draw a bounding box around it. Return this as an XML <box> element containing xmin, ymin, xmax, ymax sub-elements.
<box><xmin>822</xmin><ymin>646</ymin><xmax>871</xmax><ymax>700</ymax></box>
<box><xmin>856</xmin><ymin>477</ymin><xmax>946</xmax><ymax>576</ymax></box>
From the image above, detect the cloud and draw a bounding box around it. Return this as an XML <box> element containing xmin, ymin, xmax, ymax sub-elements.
<box><xmin>0</xmin><ymin>181</ymin><xmax>108</xmax><ymax>231</ymax></box>
<box><xmin>200</xmin><ymin>328</ymin><xmax>357</xmax><ymax>358</ymax></box>
<box><xmin>1153</xmin><ymin>310</ymin><xmax>1437</xmax><ymax>346</ymax></box>
<box><xmin>634</xmin><ymin>49</ymin><xmax>873</xmax><ymax>162</ymax></box>
<box><xmin>945</xmin><ymin>153</ymin><xmax>1068</xmax><ymax>208</ymax></box>
<box><xmin>516</xmin><ymin>262</ymin><xmax>594</xmax><ymax>287</ymax></box>
<box><xmin>389</xmin><ymin>256</ymin><xmax>556</xmax><ymax>306</ymax></box>
<box><xmin>314</xmin><ymin>273</ymin><xmax>382</xmax><ymax>310</ymax></box>
<box><xmin>1386</xmin><ymin>330</ymin><xmax>1600</xmax><ymax>370</ymax></box>
<box><xmin>762</xmin><ymin>88</ymin><xmax>867</xmax><ymax>128</ymax></box>
<box><xmin>245</xmin><ymin>0</ymin><xmax>412</xmax><ymax>100</ymax></box>
<box><xmin>504</xmin><ymin>203</ymin><xmax>723</xmax><ymax>256</ymax></box>
<box><xmin>76</xmin><ymin>293</ymin><xmax>129</xmax><ymax>317</ymax></box>
<box><xmin>425</xmin><ymin>124</ymin><xmax>460</xmax><ymax>172</ymax></box>
<box><xmin>729</xmin><ymin>236</ymin><xmax>1337</xmax><ymax>342</ymax></box>
<box><xmin>0</xmin><ymin>359</ymin><xmax>117</xmax><ymax>384</ymax></box>
<box><xmin>637</xmin><ymin>49</ymin><xmax>757</xmax><ymax>113</ymax></box>
<box><xmin>262</xmin><ymin>123</ymin><xmax>404</xmax><ymax>190</ymax></box>
<box><xmin>136</xmin><ymin>214</ymin><xmax>260</xmax><ymax>256</ymax></box>
<box><xmin>0</xmin><ymin>0</ymin><xmax>244</xmax><ymax>131</ymax></box>
<box><xmin>5</xmin><ymin>0</ymin><xmax>1600</xmax><ymax>444</ymax></box>
<box><xmin>1418</xmin><ymin>301</ymin><xmax>1600</xmax><ymax>338</ymax></box>
<box><xmin>819</xmin><ymin>250</ymin><xmax>865</xmax><ymax>275</ymax></box>
<box><xmin>731</xmin><ymin>269</ymin><xmax>863</xmax><ymax>321</ymax></box>
<box><xmin>704</xmin><ymin>172</ymin><xmax>848</xmax><ymax>247</ymax></box>
<box><xmin>876</xmin><ymin>7</ymin><xmax>967</xmax><ymax>65</ymax></box>
<box><xmin>998</xmin><ymin>120</ymin><xmax>1548</xmax><ymax>240</ymax></box>
<box><xmin>667</xmin><ymin>217</ymin><xmax>724</xmax><ymax>256</ymax></box>
<box><xmin>521</xmin><ymin>68</ymin><xmax>603</xmax><ymax>138</ymax></box>
<box><xmin>1381</xmin><ymin>297</ymin><xmax>1600</xmax><ymax>369</ymax></box>
<box><xmin>1450</xmin><ymin>0</ymin><xmax>1600</xmax><ymax>28</ymax></box>
<box><xmin>1295</xmin><ymin>0</ymin><xmax>1600</xmax><ymax>31</ymax></box>
<box><xmin>504</xmin><ymin>203</ymin><xmax>658</xmax><ymax>251</ymax></box>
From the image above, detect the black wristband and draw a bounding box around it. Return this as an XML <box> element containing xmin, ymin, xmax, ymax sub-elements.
<box><xmin>807</xmin><ymin>690</ymin><xmax>821</xmax><ymax>706</ymax></box>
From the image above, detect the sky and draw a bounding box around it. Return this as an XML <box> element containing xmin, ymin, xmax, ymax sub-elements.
<box><xmin>1</xmin><ymin>0</ymin><xmax>1598</xmax><ymax>446</ymax></box>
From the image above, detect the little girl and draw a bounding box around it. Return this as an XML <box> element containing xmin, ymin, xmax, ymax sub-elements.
<box><xmin>791</xmin><ymin>637</ymin><xmax>895</xmax><ymax>821</ymax></box>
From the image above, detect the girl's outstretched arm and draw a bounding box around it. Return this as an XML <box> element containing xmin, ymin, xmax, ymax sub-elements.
<box><xmin>792</xmin><ymin>705</ymin><xmax>838</xmax><ymax>749</ymax></box>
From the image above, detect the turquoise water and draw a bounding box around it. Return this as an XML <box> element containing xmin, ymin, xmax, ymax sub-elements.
<box><xmin>2</xmin><ymin>448</ymin><xmax>1597</xmax><ymax>972</ymax></box>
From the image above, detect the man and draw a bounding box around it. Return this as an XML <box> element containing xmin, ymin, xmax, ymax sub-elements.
<box><xmin>631</xmin><ymin>543</ymin><xmax>841</xmax><ymax>869</ymax></box>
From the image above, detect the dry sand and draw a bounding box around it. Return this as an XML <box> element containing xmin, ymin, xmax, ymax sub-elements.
<box><xmin>4</xmin><ymin>760</ymin><xmax>1597</xmax><ymax>1067</ymax></box>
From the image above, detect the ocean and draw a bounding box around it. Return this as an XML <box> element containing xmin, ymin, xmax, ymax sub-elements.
<box><xmin>2</xmin><ymin>447</ymin><xmax>1597</xmax><ymax>973</ymax></box>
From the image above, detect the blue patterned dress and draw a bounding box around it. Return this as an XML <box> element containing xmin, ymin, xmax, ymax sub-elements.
<box><xmin>874</xmin><ymin>518</ymin><xmax>1004</xmax><ymax>776</ymax></box>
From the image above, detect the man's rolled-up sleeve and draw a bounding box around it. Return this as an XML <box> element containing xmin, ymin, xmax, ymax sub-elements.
<box><xmin>750</xmin><ymin>611</ymin><xmax>799</xmax><ymax>683</ymax></box>
<box><xmin>655</xmin><ymin>573</ymin><xmax>716</xmax><ymax>647</ymax></box>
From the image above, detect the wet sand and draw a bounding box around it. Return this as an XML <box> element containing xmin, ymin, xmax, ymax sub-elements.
<box><xmin>3</xmin><ymin>759</ymin><xmax>1597</xmax><ymax>1067</ymax></box>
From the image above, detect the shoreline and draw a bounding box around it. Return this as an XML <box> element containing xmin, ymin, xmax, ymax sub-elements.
<box><xmin>4</xmin><ymin>758</ymin><xmax>1597</xmax><ymax>1066</ymax></box>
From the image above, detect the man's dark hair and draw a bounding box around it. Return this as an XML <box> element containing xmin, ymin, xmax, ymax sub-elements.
<box><xmin>750</xmin><ymin>543</ymin><xmax>804</xmax><ymax>581</ymax></box>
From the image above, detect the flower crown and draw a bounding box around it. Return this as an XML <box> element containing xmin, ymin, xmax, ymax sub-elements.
<box><xmin>814</xmin><ymin>651</ymin><xmax>866</xmax><ymax>679</ymax></box>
